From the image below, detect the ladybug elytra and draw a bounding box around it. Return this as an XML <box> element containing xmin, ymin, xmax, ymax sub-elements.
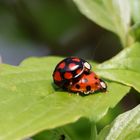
<box><xmin>68</xmin><ymin>72</ymin><xmax>107</xmax><ymax>94</ymax></box>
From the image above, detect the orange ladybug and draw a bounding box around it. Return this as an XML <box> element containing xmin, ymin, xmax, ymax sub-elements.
<box><xmin>68</xmin><ymin>72</ymin><xmax>107</xmax><ymax>94</ymax></box>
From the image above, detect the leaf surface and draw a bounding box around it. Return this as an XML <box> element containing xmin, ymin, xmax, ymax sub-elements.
<box><xmin>129</xmin><ymin>0</ymin><xmax>140</xmax><ymax>23</ymax></box>
<box><xmin>96</xmin><ymin>43</ymin><xmax>140</xmax><ymax>92</ymax></box>
<box><xmin>0</xmin><ymin>57</ymin><xmax>129</xmax><ymax>140</ymax></box>
<box><xmin>72</xmin><ymin>0</ymin><xmax>131</xmax><ymax>45</ymax></box>
<box><xmin>97</xmin><ymin>104</ymin><xmax>140</xmax><ymax>140</ymax></box>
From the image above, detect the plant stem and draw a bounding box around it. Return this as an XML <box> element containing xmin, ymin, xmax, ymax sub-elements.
<box><xmin>90</xmin><ymin>121</ymin><xmax>97</xmax><ymax>140</ymax></box>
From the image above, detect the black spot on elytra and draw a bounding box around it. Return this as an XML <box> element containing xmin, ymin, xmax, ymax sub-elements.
<box><xmin>76</xmin><ymin>84</ymin><xmax>80</xmax><ymax>89</ymax></box>
<box><xmin>86</xmin><ymin>85</ymin><xmax>91</xmax><ymax>91</ymax></box>
<box><xmin>84</xmin><ymin>71</ymin><xmax>90</xmax><ymax>75</ymax></box>
<box><xmin>95</xmin><ymin>82</ymin><xmax>99</xmax><ymax>85</ymax></box>
<box><xmin>94</xmin><ymin>76</ymin><xmax>98</xmax><ymax>79</ymax></box>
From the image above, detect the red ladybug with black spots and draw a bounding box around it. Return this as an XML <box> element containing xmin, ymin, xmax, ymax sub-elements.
<box><xmin>53</xmin><ymin>57</ymin><xmax>91</xmax><ymax>88</ymax></box>
<box><xmin>68</xmin><ymin>71</ymin><xmax>107</xmax><ymax>94</ymax></box>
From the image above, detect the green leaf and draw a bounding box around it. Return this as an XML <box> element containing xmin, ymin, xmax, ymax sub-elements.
<box><xmin>97</xmin><ymin>104</ymin><xmax>140</xmax><ymax>140</ymax></box>
<box><xmin>96</xmin><ymin>42</ymin><xmax>140</xmax><ymax>92</ymax></box>
<box><xmin>23</xmin><ymin>1</ymin><xmax>82</xmax><ymax>42</ymax></box>
<box><xmin>72</xmin><ymin>0</ymin><xmax>131</xmax><ymax>46</ymax></box>
<box><xmin>129</xmin><ymin>0</ymin><xmax>140</xmax><ymax>42</ymax></box>
<box><xmin>0</xmin><ymin>57</ymin><xmax>130</xmax><ymax>140</ymax></box>
<box><xmin>129</xmin><ymin>0</ymin><xmax>140</xmax><ymax>23</ymax></box>
<box><xmin>33</xmin><ymin>118</ymin><xmax>92</xmax><ymax>140</ymax></box>
<box><xmin>130</xmin><ymin>23</ymin><xmax>140</xmax><ymax>41</ymax></box>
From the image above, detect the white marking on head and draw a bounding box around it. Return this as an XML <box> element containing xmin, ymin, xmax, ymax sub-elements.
<box><xmin>84</xmin><ymin>62</ymin><xmax>91</xmax><ymax>69</ymax></box>
<box><xmin>100</xmin><ymin>81</ymin><xmax>106</xmax><ymax>89</ymax></box>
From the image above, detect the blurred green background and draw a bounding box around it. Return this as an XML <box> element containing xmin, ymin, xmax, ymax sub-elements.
<box><xmin>0</xmin><ymin>1</ymin><xmax>140</xmax><ymax>139</ymax></box>
<box><xmin>0</xmin><ymin>0</ymin><xmax>122</xmax><ymax>65</ymax></box>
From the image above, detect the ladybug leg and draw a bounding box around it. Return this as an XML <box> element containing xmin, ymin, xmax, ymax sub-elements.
<box><xmin>76</xmin><ymin>92</ymin><xmax>79</xmax><ymax>96</ymax></box>
<box><xmin>68</xmin><ymin>93</ymin><xmax>72</xmax><ymax>96</ymax></box>
<box><xmin>67</xmin><ymin>81</ymin><xmax>74</xmax><ymax>95</ymax></box>
<box><xmin>84</xmin><ymin>91</ymin><xmax>87</xmax><ymax>94</ymax></box>
<box><xmin>84</xmin><ymin>91</ymin><xmax>90</xmax><ymax>95</ymax></box>
<box><xmin>90</xmin><ymin>90</ymin><xmax>94</xmax><ymax>94</ymax></box>
<box><xmin>104</xmin><ymin>90</ymin><xmax>108</xmax><ymax>93</ymax></box>
<box><xmin>65</xmin><ymin>80</ymin><xmax>73</xmax><ymax>90</ymax></box>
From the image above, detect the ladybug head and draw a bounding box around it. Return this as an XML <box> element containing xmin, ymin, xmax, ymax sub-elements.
<box><xmin>99</xmin><ymin>79</ymin><xmax>107</xmax><ymax>92</ymax></box>
<box><xmin>83</xmin><ymin>62</ymin><xmax>91</xmax><ymax>70</ymax></box>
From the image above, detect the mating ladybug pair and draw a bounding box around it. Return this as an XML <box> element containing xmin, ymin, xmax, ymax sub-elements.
<box><xmin>53</xmin><ymin>57</ymin><xmax>107</xmax><ymax>94</ymax></box>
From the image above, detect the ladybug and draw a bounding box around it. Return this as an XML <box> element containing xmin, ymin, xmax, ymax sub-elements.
<box><xmin>53</xmin><ymin>57</ymin><xmax>91</xmax><ymax>88</ymax></box>
<box><xmin>68</xmin><ymin>71</ymin><xmax>107</xmax><ymax>94</ymax></box>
